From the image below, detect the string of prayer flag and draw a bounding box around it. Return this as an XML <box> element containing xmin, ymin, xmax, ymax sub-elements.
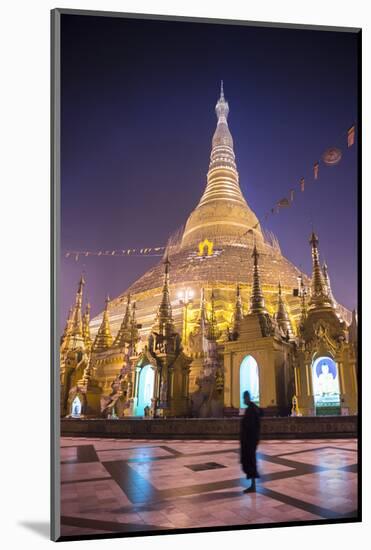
<box><xmin>313</xmin><ymin>162</ymin><xmax>319</xmax><ymax>180</ymax></box>
<box><xmin>347</xmin><ymin>125</ymin><xmax>355</xmax><ymax>147</ymax></box>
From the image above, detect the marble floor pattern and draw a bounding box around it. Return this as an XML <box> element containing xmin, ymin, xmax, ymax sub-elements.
<box><xmin>60</xmin><ymin>437</ymin><xmax>358</xmax><ymax>538</ymax></box>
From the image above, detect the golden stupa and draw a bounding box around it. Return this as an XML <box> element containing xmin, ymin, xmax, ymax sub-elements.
<box><xmin>90</xmin><ymin>83</ymin><xmax>350</xmax><ymax>343</ymax></box>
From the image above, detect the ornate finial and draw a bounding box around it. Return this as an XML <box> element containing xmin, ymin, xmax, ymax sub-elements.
<box><xmin>300</xmin><ymin>285</ymin><xmax>307</xmax><ymax>322</ymax></box>
<box><xmin>129</xmin><ymin>301</ymin><xmax>139</xmax><ymax>352</ymax></box>
<box><xmin>308</xmin><ymin>232</ymin><xmax>332</xmax><ymax>309</ymax></box>
<box><xmin>92</xmin><ymin>296</ymin><xmax>113</xmax><ymax>352</ymax></box>
<box><xmin>69</xmin><ymin>275</ymin><xmax>86</xmax><ymax>349</ymax></box>
<box><xmin>113</xmin><ymin>294</ymin><xmax>133</xmax><ymax>348</ymax></box>
<box><xmin>232</xmin><ymin>283</ymin><xmax>244</xmax><ymax>335</ymax></box>
<box><xmin>207</xmin><ymin>289</ymin><xmax>218</xmax><ymax>340</ymax></box>
<box><xmin>199</xmin><ymin>287</ymin><xmax>207</xmax><ymax>329</ymax></box>
<box><xmin>215</xmin><ymin>81</ymin><xmax>229</xmax><ymax>122</ymax></box>
<box><xmin>349</xmin><ymin>308</ymin><xmax>358</xmax><ymax>346</ymax></box>
<box><xmin>82</xmin><ymin>302</ymin><xmax>92</xmax><ymax>351</ymax></box>
<box><xmin>153</xmin><ymin>255</ymin><xmax>174</xmax><ymax>335</ymax></box>
<box><xmin>275</xmin><ymin>281</ymin><xmax>293</xmax><ymax>339</ymax></box>
<box><xmin>60</xmin><ymin>306</ymin><xmax>73</xmax><ymax>350</ymax></box>
<box><xmin>250</xmin><ymin>245</ymin><xmax>266</xmax><ymax>314</ymax></box>
<box><xmin>322</xmin><ymin>261</ymin><xmax>335</xmax><ymax>305</ymax></box>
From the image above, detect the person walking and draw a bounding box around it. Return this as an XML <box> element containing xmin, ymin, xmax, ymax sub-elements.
<box><xmin>240</xmin><ymin>390</ymin><xmax>263</xmax><ymax>493</ymax></box>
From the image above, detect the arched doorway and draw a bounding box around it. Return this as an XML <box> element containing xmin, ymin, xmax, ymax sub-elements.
<box><xmin>71</xmin><ymin>395</ymin><xmax>82</xmax><ymax>417</ymax></box>
<box><xmin>136</xmin><ymin>364</ymin><xmax>155</xmax><ymax>416</ymax></box>
<box><xmin>312</xmin><ymin>356</ymin><xmax>340</xmax><ymax>415</ymax></box>
<box><xmin>240</xmin><ymin>355</ymin><xmax>259</xmax><ymax>408</ymax></box>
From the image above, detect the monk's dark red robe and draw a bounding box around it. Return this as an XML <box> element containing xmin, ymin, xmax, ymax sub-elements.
<box><xmin>240</xmin><ymin>403</ymin><xmax>263</xmax><ymax>479</ymax></box>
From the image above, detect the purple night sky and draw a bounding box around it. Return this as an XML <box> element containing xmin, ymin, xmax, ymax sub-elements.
<box><xmin>60</xmin><ymin>14</ymin><xmax>358</xmax><ymax>330</ymax></box>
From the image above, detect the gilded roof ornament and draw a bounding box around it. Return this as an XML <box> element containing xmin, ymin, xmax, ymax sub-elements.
<box><xmin>233</xmin><ymin>284</ymin><xmax>244</xmax><ymax>333</ymax></box>
<box><xmin>275</xmin><ymin>281</ymin><xmax>294</xmax><ymax>339</ymax></box>
<box><xmin>113</xmin><ymin>294</ymin><xmax>133</xmax><ymax>347</ymax></box>
<box><xmin>250</xmin><ymin>245</ymin><xmax>266</xmax><ymax>314</ymax></box>
<box><xmin>308</xmin><ymin>232</ymin><xmax>333</xmax><ymax>310</ymax></box>
<box><xmin>92</xmin><ymin>296</ymin><xmax>113</xmax><ymax>352</ymax></box>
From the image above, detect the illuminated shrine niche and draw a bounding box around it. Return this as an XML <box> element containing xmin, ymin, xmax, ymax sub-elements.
<box><xmin>136</xmin><ymin>364</ymin><xmax>155</xmax><ymax>416</ymax></box>
<box><xmin>71</xmin><ymin>396</ymin><xmax>82</xmax><ymax>417</ymax></box>
<box><xmin>197</xmin><ymin>238</ymin><xmax>214</xmax><ymax>257</ymax></box>
<box><xmin>240</xmin><ymin>355</ymin><xmax>260</xmax><ymax>407</ymax></box>
<box><xmin>312</xmin><ymin>356</ymin><xmax>340</xmax><ymax>415</ymax></box>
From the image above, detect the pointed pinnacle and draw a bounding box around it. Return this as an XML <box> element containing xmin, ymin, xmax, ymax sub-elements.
<box><xmin>220</xmin><ymin>80</ymin><xmax>224</xmax><ymax>100</ymax></box>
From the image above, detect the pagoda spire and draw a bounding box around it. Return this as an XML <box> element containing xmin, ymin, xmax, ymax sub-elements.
<box><xmin>196</xmin><ymin>81</ymin><xmax>246</xmax><ymax>209</ymax></box>
<box><xmin>275</xmin><ymin>281</ymin><xmax>294</xmax><ymax>339</ymax></box>
<box><xmin>250</xmin><ymin>245</ymin><xmax>266</xmax><ymax>314</ymax></box>
<box><xmin>300</xmin><ymin>282</ymin><xmax>308</xmax><ymax>322</ymax></box>
<box><xmin>92</xmin><ymin>296</ymin><xmax>113</xmax><ymax>352</ymax></box>
<box><xmin>181</xmin><ymin>83</ymin><xmax>262</xmax><ymax>247</ymax></box>
<box><xmin>207</xmin><ymin>289</ymin><xmax>218</xmax><ymax>340</ymax></box>
<box><xmin>129</xmin><ymin>301</ymin><xmax>139</xmax><ymax>353</ymax></box>
<box><xmin>82</xmin><ymin>303</ymin><xmax>92</xmax><ymax>351</ymax></box>
<box><xmin>233</xmin><ymin>284</ymin><xmax>244</xmax><ymax>333</ymax></box>
<box><xmin>198</xmin><ymin>287</ymin><xmax>208</xmax><ymax>331</ymax></box>
<box><xmin>308</xmin><ymin>232</ymin><xmax>332</xmax><ymax>309</ymax></box>
<box><xmin>349</xmin><ymin>308</ymin><xmax>358</xmax><ymax>347</ymax></box>
<box><xmin>69</xmin><ymin>274</ymin><xmax>85</xmax><ymax>349</ymax></box>
<box><xmin>60</xmin><ymin>306</ymin><xmax>73</xmax><ymax>351</ymax></box>
<box><xmin>154</xmin><ymin>255</ymin><xmax>175</xmax><ymax>334</ymax></box>
<box><xmin>113</xmin><ymin>294</ymin><xmax>132</xmax><ymax>347</ymax></box>
<box><xmin>322</xmin><ymin>261</ymin><xmax>335</xmax><ymax>305</ymax></box>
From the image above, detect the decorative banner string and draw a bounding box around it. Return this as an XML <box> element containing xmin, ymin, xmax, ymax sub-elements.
<box><xmin>65</xmin><ymin>247</ymin><xmax>166</xmax><ymax>262</ymax></box>
<box><xmin>263</xmin><ymin>123</ymin><xmax>356</xmax><ymax>220</ymax></box>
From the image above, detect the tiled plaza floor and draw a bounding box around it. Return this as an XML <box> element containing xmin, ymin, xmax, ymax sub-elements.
<box><xmin>60</xmin><ymin>437</ymin><xmax>358</xmax><ymax>537</ymax></box>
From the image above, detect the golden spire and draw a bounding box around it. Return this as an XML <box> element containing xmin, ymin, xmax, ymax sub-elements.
<box><xmin>129</xmin><ymin>301</ymin><xmax>139</xmax><ymax>351</ymax></box>
<box><xmin>299</xmin><ymin>274</ymin><xmax>308</xmax><ymax>328</ymax></box>
<box><xmin>198</xmin><ymin>287</ymin><xmax>208</xmax><ymax>332</ymax></box>
<box><xmin>113</xmin><ymin>294</ymin><xmax>132</xmax><ymax>347</ymax></box>
<box><xmin>250</xmin><ymin>245</ymin><xmax>266</xmax><ymax>314</ymax></box>
<box><xmin>275</xmin><ymin>281</ymin><xmax>293</xmax><ymax>339</ymax></box>
<box><xmin>92</xmin><ymin>296</ymin><xmax>113</xmax><ymax>352</ymax></box>
<box><xmin>153</xmin><ymin>255</ymin><xmax>175</xmax><ymax>334</ymax></box>
<box><xmin>308</xmin><ymin>232</ymin><xmax>332</xmax><ymax>309</ymax></box>
<box><xmin>322</xmin><ymin>261</ymin><xmax>335</xmax><ymax>305</ymax></box>
<box><xmin>69</xmin><ymin>274</ymin><xmax>85</xmax><ymax>349</ymax></box>
<box><xmin>60</xmin><ymin>306</ymin><xmax>73</xmax><ymax>351</ymax></box>
<box><xmin>207</xmin><ymin>289</ymin><xmax>218</xmax><ymax>340</ymax></box>
<box><xmin>233</xmin><ymin>284</ymin><xmax>244</xmax><ymax>332</ymax></box>
<box><xmin>82</xmin><ymin>303</ymin><xmax>92</xmax><ymax>351</ymax></box>
<box><xmin>349</xmin><ymin>308</ymin><xmax>358</xmax><ymax>346</ymax></box>
<box><xmin>200</xmin><ymin>81</ymin><xmax>244</xmax><ymax>207</ymax></box>
<box><xmin>181</xmin><ymin>83</ymin><xmax>262</xmax><ymax>247</ymax></box>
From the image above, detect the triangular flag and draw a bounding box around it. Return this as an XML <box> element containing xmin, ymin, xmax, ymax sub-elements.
<box><xmin>347</xmin><ymin>125</ymin><xmax>355</xmax><ymax>147</ymax></box>
<box><xmin>313</xmin><ymin>162</ymin><xmax>319</xmax><ymax>180</ymax></box>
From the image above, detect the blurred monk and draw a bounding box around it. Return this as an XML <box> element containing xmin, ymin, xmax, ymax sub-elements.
<box><xmin>240</xmin><ymin>390</ymin><xmax>263</xmax><ymax>493</ymax></box>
